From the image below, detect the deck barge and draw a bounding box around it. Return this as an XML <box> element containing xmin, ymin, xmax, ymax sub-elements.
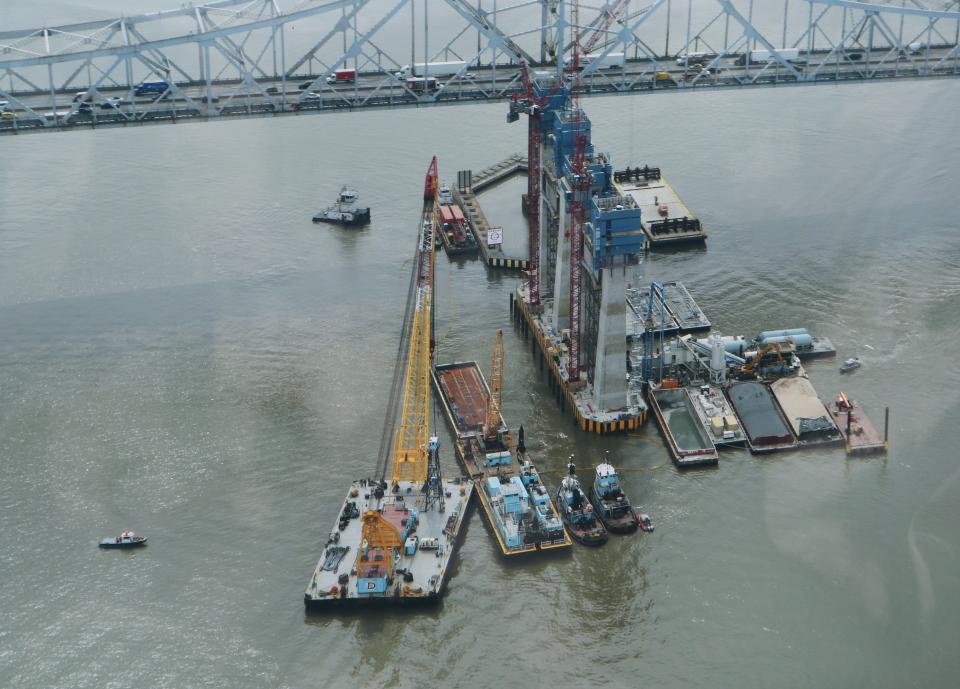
<box><xmin>304</xmin><ymin>478</ymin><xmax>472</xmax><ymax>608</ymax></box>
<box><xmin>432</xmin><ymin>360</ymin><xmax>572</xmax><ymax>555</ymax></box>
<box><xmin>648</xmin><ymin>385</ymin><xmax>720</xmax><ymax>467</ymax></box>
<box><xmin>826</xmin><ymin>392</ymin><xmax>888</xmax><ymax>455</ymax></box>
<box><xmin>770</xmin><ymin>377</ymin><xmax>843</xmax><ymax>448</ymax></box>
<box><xmin>726</xmin><ymin>381</ymin><xmax>798</xmax><ymax>454</ymax></box>
<box><xmin>687</xmin><ymin>384</ymin><xmax>748</xmax><ymax>448</ymax></box>
<box><xmin>616</xmin><ymin>168</ymin><xmax>707</xmax><ymax>247</ymax></box>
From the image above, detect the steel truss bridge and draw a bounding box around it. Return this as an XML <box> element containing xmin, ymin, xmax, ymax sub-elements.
<box><xmin>1</xmin><ymin>0</ymin><xmax>959</xmax><ymax>134</ymax></box>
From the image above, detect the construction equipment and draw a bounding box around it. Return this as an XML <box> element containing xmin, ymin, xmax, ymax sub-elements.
<box><xmin>581</xmin><ymin>0</ymin><xmax>631</xmax><ymax>56</ymax></box>
<box><xmin>507</xmin><ymin>65</ymin><xmax>565</xmax><ymax>308</ymax></box>
<box><xmin>355</xmin><ymin>510</ymin><xmax>404</xmax><ymax>586</ymax></box>
<box><xmin>391</xmin><ymin>157</ymin><xmax>439</xmax><ymax>484</ymax></box>
<box><xmin>739</xmin><ymin>343</ymin><xmax>787</xmax><ymax>378</ymax></box>
<box><xmin>483</xmin><ymin>330</ymin><xmax>504</xmax><ymax>445</ymax></box>
<box><xmin>566</xmin><ymin>0</ymin><xmax>590</xmax><ymax>385</ymax></box>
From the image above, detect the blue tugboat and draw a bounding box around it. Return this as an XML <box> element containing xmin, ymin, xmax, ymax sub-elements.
<box><xmin>556</xmin><ymin>460</ymin><xmax>607</xmax><ymax>546</ymax></box>
<box><xmin>98</xmin><ymin>529</ymin><xmax>147</xmax><ymax>549</ymax></box>
<box><xmin>588</xmin><ymin>462</ymin><xmax>640</xmax><ymax>534</ymax></box>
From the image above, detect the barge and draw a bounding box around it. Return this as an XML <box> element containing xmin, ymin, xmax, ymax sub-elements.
<box><xmin>626</xmin><ymin>281</ymin><xmax>710</xmax><ymax>340</ymax></box>
<box><xmin>304</xmin><ymin>476</ymin><xmax>471</xmax><ymax>608</ymax></box>
<box><xmin>305</xmin><ymin>156</ymin><xmax>474</xmax><ymax>610</ymax></box>
<box><xmin>770</xmin><ymin>376</ymin><xmax>843</xmax><ymax>448</ymax></box>
<box><xmin>615</xmin><ymin>167</ymin><xmax>707</xmax><ymax>247</ymax></box>
<box><xmin>648</xmin><ymin>385</ymin><xmax>719</xmax><ymax>467</ymax></box>
<box><xmin>826</xmin><ymin>392</ymin><xmax>888</xmax><ymax>455</ymax></box>
<box><xmin>438</xmin><ymin>203</ymin><xmax>479</xmax><ymax>256</ymax></box>
<box><xmin>432</xmin><ymin>356</ymin><xmax>572</xmax><ymax>556</ymax></box>
<box><xmin>755</xmin><ymin>328</ymin><xmax>836</xmax><ymax>360</ymax></box>
<box><xmin>687</xmin><ymin>384</ymin><xmax>748</xmax><ymax>448</ymax></box>
<box><xmin>725</xmin><ymin>381</ymin><xmax>798</xmax><ymax>453</ymax></box>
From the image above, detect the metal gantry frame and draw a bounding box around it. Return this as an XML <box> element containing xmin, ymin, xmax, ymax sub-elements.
<box><xmin>1</xmin><ymin>0</ymin><xmax>959</xmax><ymax>133</ymax></box>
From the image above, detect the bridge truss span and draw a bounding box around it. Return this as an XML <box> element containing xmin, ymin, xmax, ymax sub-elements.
<box><xmin>0</xmin><ymin>0</ymin><xmax>958</xmax><ymax>133</ymax></box>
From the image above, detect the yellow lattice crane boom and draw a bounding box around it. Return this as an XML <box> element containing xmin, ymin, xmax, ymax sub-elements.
<box><xmin>484</xmin><ymin>329</ymin><xmax>504</xmax><ymax>443</ymax></box>
<box><xmin>391</xmin><ymin>156</ymin><xmax>439</xmax><ymax>484</ymax></box>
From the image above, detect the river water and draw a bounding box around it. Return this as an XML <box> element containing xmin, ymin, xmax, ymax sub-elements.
<box><xmin>2</xmin><ymin>38</ymin><xmax>960</xmax><ymax>689</ymax></box>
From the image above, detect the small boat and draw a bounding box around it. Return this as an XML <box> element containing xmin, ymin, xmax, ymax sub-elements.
<box><xmin>638</xmin><ymin>513</ymin><xmax>654</xmax><ymax>533</ymax></box>
<box><xmin>98</xmin><ymin>529</ymin><xmax>147</xmax><ymax>549</ymax></box>
<box><xmin>839</xmin><ymin>357</ymin><xmax>861</xmax><ymax>373</ymax></box>
<box><xmin>587</xmin><ymin>462</ymin><xmax>639</xmax><ymax>534</ymax></box>
<box><xmin>312</xmin><ymin>186</ymin><xmax>371</xmax><ymax>226</ymax></box>
<box><xmin>555</xmin><ymin>460</ymin><xmax>607</xmax><ymax>546</ymax></box>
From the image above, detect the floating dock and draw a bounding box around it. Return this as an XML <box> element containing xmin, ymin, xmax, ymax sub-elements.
<box><xmin>726</xmin><ymin>381</ymin><xmax>798</xmax><ymax>453</ymax></box>
<box><xmin>453</xmin><ymin>155</ymin><xmax>530</xmax><ymax>269</ymax></box>
<box><xmin>512</xmin><ymin>286</ymin><xmax>646</xmax><ymax>434</ymax></box>
<box><xmin>304</xmin><ymin>478</ymin><xmax>472</xmax><ymax>608</ymax></box>
<box><xmin>615</xmin><ymin>168</ymin><xmax>707</xmax><ymax>247</ymax></box>
<box><xmin>687</xmin><ymin>384</ymin><xmax>748</xmax><ymax>448</ymax></box>
<box><xmin>770</xmin><ymin>376</ymin><xmax>843</xmax><ymax>447</ymax></box>
<box><xmin>826</xmin><ymin>392</ymin><xmax>888</xmax><ymax>455</ymax></box>
<box><xmin>648</xmin><ymin>385</ymin><xmax>720</xmax><ymax>467</ymax></box>
<box><xmin>432</xmin><ymin>360</ymin><xmax>572</xmax><ymax>555</ymax></box>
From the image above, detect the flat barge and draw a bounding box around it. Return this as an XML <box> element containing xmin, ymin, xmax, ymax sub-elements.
<box><xmin>687</xmin><ymin>384</ymin><xmax>748</xmax><ymax>448</ymax></box>
<box><xmin>826</xmin><ymin>392</ymin><xmax>889</xmax><ymax>455</ymax></box>
<box><xmin>726</xmin><ymin>381</ymin><xmax>798</xmax><ymax>454</ymax></box>
<box><xmin>770</xmin><ymin>376</ymin><xmax>843</xmax><ymax>448</ymax></box>
<box><xmin>438</xmin><ymin>203</ymin><xmax>479</xmax><ymax>256</ymax></box>
<box><xmin>304</xmin><ymin>477</ymin><xmax>472</xmax><ymax>608</ymax></box>
<box><xmin>626</xmin><ymin>281</ymin><xmax>710</xmax><ymax>340</ymax></box>
<box><xmin>615</xmin><ymin>167</ymin><xmax>707</xmax><ymax>247</ymax></box>
<box><xmin>648</xmin><ymin>385</ymin><xmax>719</xmax><ymax>467</ymax></box>
<box><xmin>755</xmin><ymin>328</ymin><xmax>836</xmax><ymax>360</ymax></box>
<box><xmin>432</xmin><ymin>360</ymin><xmax>572</xmax><ymax>555</ymax></box>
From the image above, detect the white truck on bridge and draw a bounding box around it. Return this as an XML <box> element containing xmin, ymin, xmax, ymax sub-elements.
<box><xmin>736</xmin><ymin>48</ymin><xmax>802</xmax><ymax>65</ymax></box>
<box><xmin>395</xmin><ymin>61</ymin><xmax>470</xmax><ymax>79</ymax></box>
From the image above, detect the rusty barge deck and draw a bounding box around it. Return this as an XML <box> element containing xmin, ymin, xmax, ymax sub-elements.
<box><xmin>432</xmin><ymin>361</ymin><xmax>572</xmax><ymax>556</ymax></box>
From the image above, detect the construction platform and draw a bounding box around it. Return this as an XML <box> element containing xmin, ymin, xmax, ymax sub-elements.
<box><xmin>648</xmin><ymin>385</ymin><xmax>720</xmax><ymax>467</ymax></box>
<box><xmin>453</xmin><ymin>155</ymin><xmax>530</xmax><ymax>269</ymax></box>
<box><xmin>616</xmin><ymin>170</ymin><xmax>706</xmax><ymax>247</ymax></box>
<box><xmin>726</xmin><ymin>381</ymin><xmax>798</xmax><ymax>454</ymax></box>
<box><xmin>304</xmin><ymin>477</ymin><xmax>473</xmax><ymax>609</ymax></box>
<box><xmin>511</xmin><ymin>286</ymin><xmax>646</xmax><ymax>434</ymax></box>
<box><xmin>432</xmin><ymin>361</ymin><xmax>572</xmax><ymax>555</ymax></box>
<box><xmin>826</xmin><ymin>393</ymin><xmax>889</xmax><ymax>455</ymax></box>
<box><xmin>770</xmin><ymin>376</ymin><xmax>844</xmax><ymax>448</ymax></box>
<box><xmin>627</xmin><ymin>281</ymin><xmax>710</xmax><ymax>339</ymax></box>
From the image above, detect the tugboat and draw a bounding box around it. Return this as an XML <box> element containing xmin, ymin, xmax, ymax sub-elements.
<box><xmin>98</xmin><ymin>529</ymin><xmax>147</xmax><ymax>549</ymax></box>
<box><xmin>587</xmin><ymin>461</ymin><xmax>640</xmax><ymax>534</ymax></box>
<box><xmin>839</xmin><ymin>357</ymin><xmax>861</xmax><ymax>374</ymax></box>
<box><xmin>312</xmin><ymin>186</ymin><xmax>371</xmax><ymax>226</ymax></box>
<box><xmin>555</xmin><ymin>459</ymin><xmax>607</xmax><ymax>546</ymax></box>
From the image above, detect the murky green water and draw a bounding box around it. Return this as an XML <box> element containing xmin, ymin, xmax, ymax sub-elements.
<box><xmin>2</xmin><ymin>44</ymin><xmax>960</xmax><ymax>689</ymax></box>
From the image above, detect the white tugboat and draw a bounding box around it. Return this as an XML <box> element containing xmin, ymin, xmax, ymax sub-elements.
<box><xmin>312</xmin><ymin>186</ymin><xmax>371</xmax><ymax>226</ymax></box>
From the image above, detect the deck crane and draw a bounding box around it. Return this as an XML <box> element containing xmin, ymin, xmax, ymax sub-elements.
<box><xmin>566</xmin><ymin>0</ymin><xmax>591</xmax><ymax>386</ymax></box>
<box><xmin>390</xmin><ymin>156</ymin><xmax>439</xmax><ymax>486</ymax></box>
<box><xmin>507</xmin><ymin>65</ymin><xmax>565</xmax><ymax>309</ymax></box>
<box><xmin>581</xmin><ymin>0</ymin><xmax>631</xmax><ymax>56</ymax></box>
<box><xmin>483</xmin><ymin>329</ymin><xmax>505</xmax><ymax>445</ymax></box>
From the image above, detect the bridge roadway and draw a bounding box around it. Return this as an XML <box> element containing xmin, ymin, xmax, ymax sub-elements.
<box><xmin>2</xmin><ymin>46</ymin><xmax>958</xmax><ymax>134</ymax></box>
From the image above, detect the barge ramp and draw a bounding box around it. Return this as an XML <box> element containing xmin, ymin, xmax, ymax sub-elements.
<box><xmin>432</xmin><ymin>358</ymin><xmax>572</xmax><ymax>555</ymax></box>
<box><xmin>827</xmin><ymin>392</ymin><xmax>889</xmax><ymax>455</ymax></box>
<box><xmin>648</xmin><ymin>385</ymin><xmax>719</xmax><ymax>467</ymax></box>
<box><xmin>726</xmin><ymin>381</ymin><xmax>798</xmax><ymax>454</ymax></box>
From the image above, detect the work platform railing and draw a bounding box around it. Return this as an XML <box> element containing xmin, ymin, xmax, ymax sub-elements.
<box><xmin>1</xmin><ymin>0</ymin><xmax>959</xmax><ymax>134</ymax></box>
